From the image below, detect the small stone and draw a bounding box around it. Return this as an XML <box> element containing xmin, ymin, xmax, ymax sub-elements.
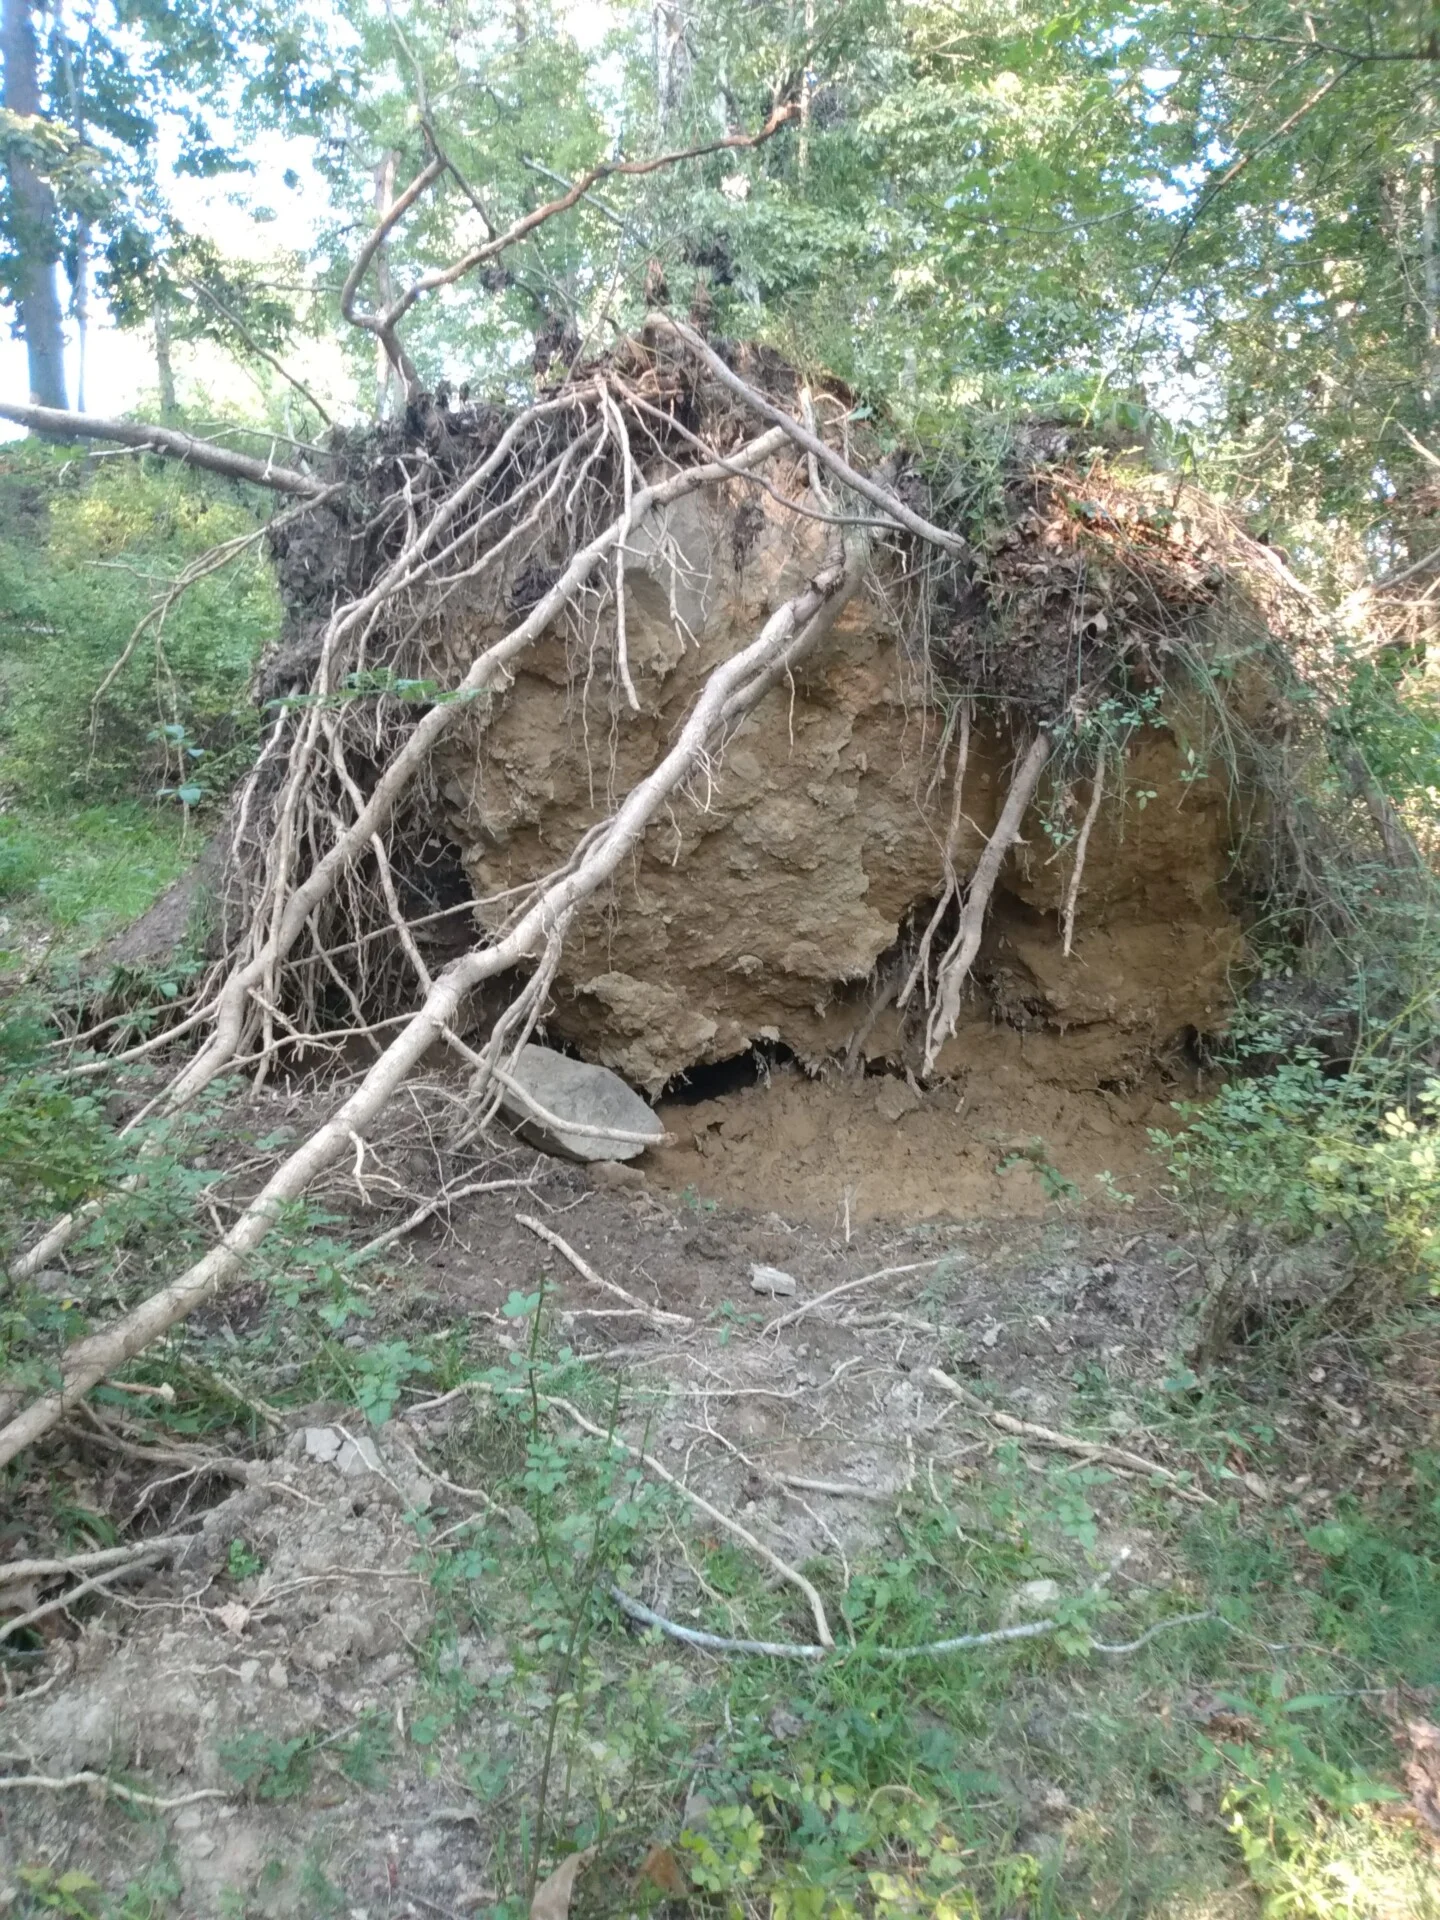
<box><xmin>1003</xmin><ymin>1578</ymin><xmax>1062</xmax><ymax>1624</ymax></box>
<box><xmin>336</xmin><ymin>1434</ymin><xmax>382</xmax><ymax>1477</ymax></box>
<box><xmin>174</xmin><ymin>1809</ymin><xmax>204</xmax><ymax>1832</ymax></box>
<box><xmin>268</xmin><ymin>1661</ymin><xmax>289</xmax><ymax>1690</ymax></box>
<box><xmin>303</xmin><ymin>1426</ymin><xmax>342</xmax><ymax>1464</ymax></box>
<box><xmin>750</xmin><ymin>1264</ymin><xmax>798</xmax><ymax>1297</ymax></box>
<box><xmin>238</xmin><ymin>1659</ymin><xmax>260</xmax><ymax>1686</ymax></box>
<box><xmin>875</xmin><ymin>1077</ymin><xmax>921</xmax><ymax>1123</ymax></box>
<box><xmin>768</xmin><ymin>1706</ymin><xmax>805</xmax><ymax>1741</ymax></box>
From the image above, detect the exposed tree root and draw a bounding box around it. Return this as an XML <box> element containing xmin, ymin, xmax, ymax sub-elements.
<box><xmin>1062</xmin><ymin>753</ymin><xmax>1106</xmax><ymax>957</ymax></box>
<box><xmin>897</xmin><ymin>700</ymin><xmax>972</xmax><ymax>1013</ymax></box>
<box><xmin>922</xmin><ymin>731</ymin><xmax>1053</xmax><ymax>1074</ymax></box>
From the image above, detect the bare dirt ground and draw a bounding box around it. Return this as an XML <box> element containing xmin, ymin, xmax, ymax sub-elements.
<box><xmin>3</xmin><ymin>1069</ymin><xmax>1434</xmax><ymax>1919</ymax></box>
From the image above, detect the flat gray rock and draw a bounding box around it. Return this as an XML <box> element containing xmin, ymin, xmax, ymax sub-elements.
<box><xmin>749</xmin><ymin>1264</ymin><xmax>798</xmax><ymax>1297</ymax></box>
<box><xmin>499</xmin><ymin>1043</ymin><xmax>664</xmax><ymax>1163</ymax></box>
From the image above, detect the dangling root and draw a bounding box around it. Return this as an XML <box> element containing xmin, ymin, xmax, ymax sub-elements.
<box><xmin>897</xmin><ymin>701</ymin><xmax>972</xmax><ymax>1012</ymax></box>
<box><xmin>0</xmin><ymin>534</ymin><xmax>866</xmax><ymax>1469</ymax></box>
<box><xmin>1062</xmin><ymin>754</ymin><xmax>1106</xmax><ymax>958</ymax></box>
<box><xmin>922</xmin><ymin>731</ymin><xmax>1052</xmax><ymax>1075</ymax></box>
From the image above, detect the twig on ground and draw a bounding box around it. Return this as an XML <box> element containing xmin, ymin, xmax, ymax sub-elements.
<box><xmin>763</xmin><ymin>1261</ymin><xmax>941</xmax><ymax>1335</ymax></box>
<box><xmin>354</xmin><ymin>1176</ymin><xmax>540</xmax><ymax>1260</ymax></box>
<box><xmin>778</xmin><ymin>1475</ymin><xmax>896</xmax><ymax>1504</ymax></box>
<box><xmin>516</xmin><ymin>1213</ymin><xmax>692</xmax><ymax>1328</ymax></box>
<box><xmin>926</xmin><ymin>1368</ymin><xmax>1215</xmax><ymax>1504</ymax></box>
<box><xmin>0</xmin><ymin>1771</ymin><xmax>230</xmax><ymax>1810</ymax></box>
<box><xmin>0</xmin><ymin>1536</ymin><xmax>190</xmax><ymax>1586</ymax></box>
<box><xmin>607</xmin><ymin>1584</ymin><xmax>1217</xmax><ymax>1662</ymax></box>
<box><xmin>0</xmin><ymin>1550</ymin><xmax>175</xmax><ymax>1644</ymax></box>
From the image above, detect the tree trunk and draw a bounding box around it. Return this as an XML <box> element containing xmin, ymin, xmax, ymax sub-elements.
<box><xmin>2</xmin><ymin>0</ymin><xmax>69</xmax><ymax>410</ymax></box>
<box><xmin>57</xmin><ymin>4</ymin><xmax>86</xmax><ymax>411</ymax></box>
<box><xmin>154</xmin><ymin>290</ymin><xmax>177</xmax><ymax>419</ymax></box>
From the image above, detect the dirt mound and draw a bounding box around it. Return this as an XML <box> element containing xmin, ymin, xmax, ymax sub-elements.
<box><xmin>433</xmin><ymin>459</ymin><xmax>1251</xmax><ymax>1093</ymax></box>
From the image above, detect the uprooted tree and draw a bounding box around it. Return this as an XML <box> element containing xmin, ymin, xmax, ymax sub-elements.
<box><xmin>0</xmin><ymin>104</ymin><xmax>1428</xmax><ymax>1471</ymax></box>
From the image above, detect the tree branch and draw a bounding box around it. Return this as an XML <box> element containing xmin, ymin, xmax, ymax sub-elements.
<box><xmin>343</xmin><ymin>103</ymin><xmax>798</xmax><ymax>401</ymax></box>
<box><xmin>0</xmin><ymin>401</ymin><xmax>327</xmax><ymax>496</ymax></box>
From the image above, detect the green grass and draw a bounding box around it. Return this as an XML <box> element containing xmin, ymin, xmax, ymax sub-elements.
<box><xmin>0</xmin><ymin>804</ymin><xmax>193</xmax><ymax>958</ymax></box>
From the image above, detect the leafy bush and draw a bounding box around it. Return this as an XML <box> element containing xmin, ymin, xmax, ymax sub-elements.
<box><xmin>0</xmin><ymin>438</ymin><xmax>276</xmax><ymax>810</ymax></box>
<box><xmin>1164</xmin><ymin>1060</ymin><xmax>1440</xmax><ymax>1293</ymax></box>
<box><xmin>0</xmin><ymin>1013</ymin><xmax>114</xmax><ymax>1218</ymax></box>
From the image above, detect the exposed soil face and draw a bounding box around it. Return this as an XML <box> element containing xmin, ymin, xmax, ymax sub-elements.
<box><xmin>433</xmin><ymin>473</ymin><xmax>1244</xmax><ymax>1099</ymax></box>
<box><xmin>650</xmin><ymin>1053</ymin><xmax>1192</xmax><ymax>1222</ymax></box>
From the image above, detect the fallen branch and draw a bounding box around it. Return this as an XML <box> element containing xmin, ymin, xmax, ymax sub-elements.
<box><xmin>0</xmin><ymin>1535</ymin><xmax>190</xmax><ymax>1586</ymax></box>
<box><xmin>607</xmin><ymin>1584</ymin><xmax>1216</xmax><ymax>1662</ymax></box>
<box><xmin>516</xmin><ymin>1213</ymin><xmax>692</xmax><ymax>1328</ymax></box>
<box><xmin>926</xmin><ymin>1368</ymin><xmax>1214</xmax><ymax>1505</ymax></box>
<box><xmin>0</xmin><ymin>533</ymin><xmax>864</xmax><ymax>1468</ymax></box>
<box><xmin>0</xmin><ymin>1549</ymin><xmax>175</xmax><ymax>1643</ymax></box>
<box><xmin>0</xmin><ymin>401</ymin><xmax>326</xmax><ymax>497</ymax></box>
<box><xmin>763</xmin><ymin>1261</ymin><xmax>941</xmax><ymax>1335</ymax></box>
<box><xmin>0</xmin><ymin>1771</ymin><xmax>230</xmax><ymax>1811</ymax></box>
<box><xmin>923</xmin><ymin>731</ymin><xmax>1052</xmax><ymax>1073</ymax></box>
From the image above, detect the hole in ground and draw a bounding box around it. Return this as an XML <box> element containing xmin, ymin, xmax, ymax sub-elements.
<box><xmin>660</xmin><ymin>1042</ymin><xmax>799</xmax><ymax>1105</ymax></box>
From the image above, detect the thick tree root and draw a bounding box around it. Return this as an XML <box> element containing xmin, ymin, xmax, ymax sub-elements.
<box><xmin>921</xmin><ymin>731</ymin><xmax>1052</xmax><ymax>1074</ymax></box>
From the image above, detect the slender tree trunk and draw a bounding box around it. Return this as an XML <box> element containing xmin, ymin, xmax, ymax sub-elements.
<box><xmin>2</xmin><ymin>0</ymin><xmax>68</xmax><ymax>409</ymax></box>
<box><xmin>153</xmin><ymin>289</ymin><xmax>176</xmax><ymax>419</ymax></box>
<box><xmin>1424</xmin><ymin>105</ymin><xmax>1440</xmax><ymax>423</ymax></box>
<box><xmin>57</xmin><ymin>2</ymin><xmax>87</xmax><ymax>411</ymax></box>
<box><xmin>798</xmin><ymin>0</ymin><xmax>815</xmax><ymax>176</ymax></box>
